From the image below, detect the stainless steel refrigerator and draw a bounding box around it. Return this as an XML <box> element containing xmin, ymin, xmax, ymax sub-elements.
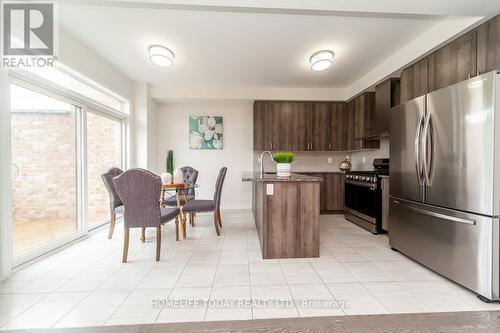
<box><xmin>389</xmin><ymin>70</ymin><xmax>500</xmax><ymax>302</ymax></box>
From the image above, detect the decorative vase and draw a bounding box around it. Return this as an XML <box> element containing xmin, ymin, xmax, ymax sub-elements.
<box><xmin>160</xmin><ymin>172</ymin><xmax>172</xmax><ymax>184</ymax></box>
<box><xmin>339</xmin><ymin>155</ymin><xmax>352</xmax><ymax>173</ymax></box>
<box><xmin>173</xmin><ymin>168</ymin><xmax>184</xmax><ymax>184</ymax></box>
<box><xmin>276</xmin><ymin>163</ymin><xmax>292</xmax><ymax>177</ymax></box>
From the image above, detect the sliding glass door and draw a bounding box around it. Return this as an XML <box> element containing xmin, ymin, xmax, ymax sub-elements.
<box><xmin>10</xmin><ymin>83</ymin><xmax>82</xmax><ymax>259</ymax></box>
<box><xmin>9</xmin><ymin>72</ymin><xmax>127</xmax><ymax>266</ymax></box>
<box><xmin>86</xmin><ymin>111</ymin><xmax>123</xmax><ymax>228</ymax></box>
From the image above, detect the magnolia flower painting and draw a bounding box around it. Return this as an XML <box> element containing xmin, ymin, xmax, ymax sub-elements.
<box><xmin>189</xmin><ymin>116</ymin><xmax>223</xmax><ymax>150</ymax></box>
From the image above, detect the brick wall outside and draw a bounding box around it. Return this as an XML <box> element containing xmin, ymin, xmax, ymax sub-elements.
<box><xmin>11</xmin><ymin>111</ymin><xmax>121</xmax><ymax>228</ymax></box>
<box><xmin>86</xmin><ymin>112</ymin><xmax>121</xmax><ymax>226</ymax></box>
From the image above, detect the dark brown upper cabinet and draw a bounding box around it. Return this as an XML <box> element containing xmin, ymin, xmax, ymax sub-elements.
<box><xmin>400</xmin><ymin>57</ymin><xmax>429</xmax><ymax>103</ymax></box>
<box><xmin>477</xmin><ymin>14</ymin><xmax>500</xmax><ymax>75</ymax></box>
<box><xmin>351</xmin><ymin>92</ymin><xmax>379</xmax><ymax>150</ymax></box>
<box><xmin>253</xmin><ymin>101</ymin><xmax>280</xmax><ymax>151</ymax></box>
<box><xmin>428</xmin><ymin>30</ymin><xmax>477</xmax><ymax>92</ymax></box>
<box><xmin>277</xmin><ymin>102</ymin><xmax>294</xmax><ymax>151</ymax></box>
<box><xmin>330</xmin><ymin>102</ymin><xmax>347</xmax><ymax>151</ymax></box>
<box><xmin>253</xmin><ymin>101</ymin><xmax>266</xmax><ymax>151</ymax></box>
<box><xmin>308</xmin><ymin>103</ymin><xmax>331</xmax><ymax>151</ymax></box>
<box><xmin>371</xmin><ymin>78</ymin><xmax>400</xmax><ymax>137</ymax></box>
<box><xmin>345</xmin><ymin>99</ymin><xmax>356</xmax><ymax>150</ymax></box>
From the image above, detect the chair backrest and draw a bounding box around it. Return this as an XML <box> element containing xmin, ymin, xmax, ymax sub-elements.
<box><xmin>101</xmin><ymin>167</ymin><xmax>123</xmax><ymax>213</ymax></box>
<box><xmin>113</xmin><ymin>168</ymin><xmax>162</xmax><ymax>229</ymax></box>
<box><xmin>181</xmin><ymin>166</ymin><xmax>199</xmax><ymax>196</ymax></box>
<box><xmin>213</xmin><ymin>167</ymin><xmax>227</xmax><ymax>210</ymax></box>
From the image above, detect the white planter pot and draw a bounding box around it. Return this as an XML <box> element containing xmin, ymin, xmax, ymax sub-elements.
<box><xmin>276</xmin><ymin>163</ymin><xmax>292</xmax><ymax>177</ymax></box>
<box><xmin>160</xmin><ymin>172</ymin><xmax>172</xmax><ymax>184</ymax></box>
<box><xmin>173</xmin><ymin>168</ymin><xmax>184</xmax><ymax>184</ymax></box>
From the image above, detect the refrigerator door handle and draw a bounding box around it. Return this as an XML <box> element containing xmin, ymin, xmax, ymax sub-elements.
<box><xmin>392</xmin><ymin>199</ymin><xmax>476</xmax><ymax>225</ymax></box>
<box><xmin>422</xmin><ymin>112</ymin><xmax>435</xmax><ymax>186</ymax></box>
<box><xmin>415</xmin><ymin>114</ymin><xmax>425</xmax><ymax>186</ymax></box>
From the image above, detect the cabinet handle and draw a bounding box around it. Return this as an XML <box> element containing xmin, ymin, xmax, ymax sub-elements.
<box><xmin>329</xmin><ymin>142</ymin><xmax>332</xmax><ymax>150</ymax></box>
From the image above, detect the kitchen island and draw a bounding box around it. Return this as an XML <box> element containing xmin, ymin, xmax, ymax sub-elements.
<box><xmin>242</xmin><ymin>172</ymin><xmax>322</xmax><ymax>259</ymax></box>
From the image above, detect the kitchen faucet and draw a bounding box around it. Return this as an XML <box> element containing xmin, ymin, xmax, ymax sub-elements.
<box><xmin>259</xmin><ymin>151</ymin><xmax>273</xmax><ymax>176</ymax></box>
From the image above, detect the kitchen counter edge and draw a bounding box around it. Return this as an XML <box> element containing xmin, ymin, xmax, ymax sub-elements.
<box><xmin>242</xmin><ymin>172</ymin><xmax>322</xmax><ymax>182</ymax></box>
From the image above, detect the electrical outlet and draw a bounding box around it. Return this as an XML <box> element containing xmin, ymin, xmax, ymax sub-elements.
<box><xmin>266</xmin><ymin>184</ymin><xmax>274</xmax><ymax>195</ymax></box>
<box><xmin>362</xmin><ymin>156</ymin><xmax>366</xmax><ymax>163</ymax></box>
<box><xmin>327</xmin><ymin>157</ymin><xmax>333</xmax><ymax>164</ymax></box>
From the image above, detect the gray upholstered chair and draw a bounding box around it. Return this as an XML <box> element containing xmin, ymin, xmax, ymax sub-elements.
<box><xmin>181</xmin><ymin>167</ymin><xmax>227</xmax><ymax>236</ymax></box>
<box><xmin>165</xmin><ymin>166</ymin><xmax>199</xmax><ymax>206</ymax></box>
<box><xmin>113</xmin><ymin>168</ymin><xmax>180</xmax><ymax>262</ymax></box>
<box><xmin>101</xmin><ymin>167</ymin><xmax>124</xmax><ymax>239</ymax></box>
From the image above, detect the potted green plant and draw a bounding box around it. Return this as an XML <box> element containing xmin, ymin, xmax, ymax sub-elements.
<box><xmin>166</xmin><ymin>150</ymin><xmax>174</xmax><ymax>175</ymax></box>
<box><xmin>272</xmin><ymin>152</ymin><xmax>295</xmax><ymax>177</ymax></box>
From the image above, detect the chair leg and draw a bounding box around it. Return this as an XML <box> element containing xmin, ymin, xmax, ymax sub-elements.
<box><xmin>217</xmin><ymin>210</ymin><xmax>222</xmax><ymax>228</ymax></box>
<box><xmin>189</xmin><ymin>213</ymin><xmax>194</xmax><ymax>227</ymax></box>
<box><xmin>156</xmin><ymin>226</ymin><xmax>161</xmax><ymax>261</ymax></box>
<box><xmin>213</xmin><ymin>212</ymin><xmax>221</xmax><ymax>236</ymax></box>
<box><xmin>140</xmin><ymin>227</ymin><xmax>146</xmax><ymax>242</ymax></box>
<box><xmin>108</xmin><ymin>213</ymin><xmax>116</xmax><ymax>239</ymax></box>
<box><xmin>175</xmin><ymin>217</ymin><xmax>179</xmax><ymax>241</ymax></box>
<box><xmin>122</xmin><ymin>228</ymin><xmax>130</xmax><ymax>263</ymax></box>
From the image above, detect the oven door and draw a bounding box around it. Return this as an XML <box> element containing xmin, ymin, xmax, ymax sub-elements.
<box><xmin>344</xmin><ymin>179</ymin><xmax>378</xmax><ymax>223</ymax></box>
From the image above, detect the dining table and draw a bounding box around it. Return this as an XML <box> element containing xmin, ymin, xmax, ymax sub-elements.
<box><xmin>160</xmin><ymin>183</ymin><xmax>199</xmax><ymax>240</ymax></box>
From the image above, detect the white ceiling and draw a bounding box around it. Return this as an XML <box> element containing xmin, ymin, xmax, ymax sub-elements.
<box><xmin>59</xmin><ymin>1</ymin><xmax>500</xmax><ymax>99</ymax></box>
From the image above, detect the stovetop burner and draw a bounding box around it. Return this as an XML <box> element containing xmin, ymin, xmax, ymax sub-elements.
<box><xmin>346</xmin><ymin>158</ymin><xmax>389</xmax><ymax>179</ymax></box>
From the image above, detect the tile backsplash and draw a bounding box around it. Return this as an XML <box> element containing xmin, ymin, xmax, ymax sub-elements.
<box><xmin>254</xmin><ymin>139</ymin><xmax>389</xmax><ymax>173</ymax></box>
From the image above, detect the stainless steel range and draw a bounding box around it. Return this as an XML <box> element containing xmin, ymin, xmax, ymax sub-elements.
<box><xmin>344</xmin><ymin>158</ymin><xmax>388</xmax><ymax>234</ymax></box>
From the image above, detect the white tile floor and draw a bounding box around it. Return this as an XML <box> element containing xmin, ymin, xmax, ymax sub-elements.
<box><xmin>0</xmin><ymin>212</ymin><xmax>499</xmax><ymax>329</ymax></box>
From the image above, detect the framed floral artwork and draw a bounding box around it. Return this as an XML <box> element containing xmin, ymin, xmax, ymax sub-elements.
<box><xmin>189</xmin><ymin>116</ymin><xmax>223</xmax><ymax>150</ymax></box>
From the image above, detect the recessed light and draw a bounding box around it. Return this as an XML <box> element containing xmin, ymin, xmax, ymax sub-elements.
<box><xmin>149</xmin><ymin>45</ymin><xmax>174</xmax><ymax>67</ymax></box>
<box><xmin>310</xmin><ymin>50</ymin><xmax>334</xmax><ymax>71</ymax></box>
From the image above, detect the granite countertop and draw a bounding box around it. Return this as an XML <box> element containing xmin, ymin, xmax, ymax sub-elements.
<box><xmin>242</xmin><ymin>172</ymin><xmax>322</xmax><ymax>182</ymax></box>
<box><xmin>293</xmin><ymin>171</ymin><xmax>345</xmax><ymax>174</ymax></box>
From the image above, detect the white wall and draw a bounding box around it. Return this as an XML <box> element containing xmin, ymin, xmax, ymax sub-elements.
<box><xmin>59</xmin><ymin>29</ymin><xmax>133</xmax><ymax>100</ymax></box>
<box><xmin>133</xmin><ymin>83</ymin><xmax>148</xmax><ymax>168</ymax></box>
<box><xmin>158</xmin><ymin>100</ymin><xmax>253</xmax><ymax>209</ymax></box>
<box><xmin>133</xmin><ymin>83</ymin><xmax>159</xmax><ymax>171</ymax></box>
<box><xmin>147</xmin><ymin>98</ymin><xmax>159</xmax><ymax>173</ymax></box>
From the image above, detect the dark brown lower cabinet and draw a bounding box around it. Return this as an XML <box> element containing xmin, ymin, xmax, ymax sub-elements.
<box><xmin>323</xmin><ymin>173</ymin><xmax>345</xmax><ymax>211</ymax></box>
<box><xmin>253</xmin><ymin>181</ymin><xmax>320</xmax><ymax>259</ymax></box>
<box><xmin>301</xmin><ymin>173</ymin><xmax>344</xmax><ymax>213</ymax></box>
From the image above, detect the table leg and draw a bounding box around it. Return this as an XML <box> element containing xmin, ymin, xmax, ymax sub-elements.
<box><xmin>176</xmin><ymin>193</ymin><xmax>186</xmax><ymax>239</ymax></box>
<box><xmin>160</xmin><ymin>189</ymin><xmax>166</xmax><ymax>208</ymax></box>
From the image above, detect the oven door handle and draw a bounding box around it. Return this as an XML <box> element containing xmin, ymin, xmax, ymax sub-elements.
<box><xmin>345</xmin><ymin>179</ymin><xmax>377</xmax><ymax>189</ymax></box>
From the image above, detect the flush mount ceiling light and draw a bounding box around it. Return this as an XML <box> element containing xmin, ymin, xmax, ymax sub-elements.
<box><xmin>310</xmin><ymin>50</ymin><xmax>334</xmax><ymax>71</ymax></box>
<box><xmin>149</xmin><ymin>45</ymin><xmax>174</xmax><ymax>67</ymax></box>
